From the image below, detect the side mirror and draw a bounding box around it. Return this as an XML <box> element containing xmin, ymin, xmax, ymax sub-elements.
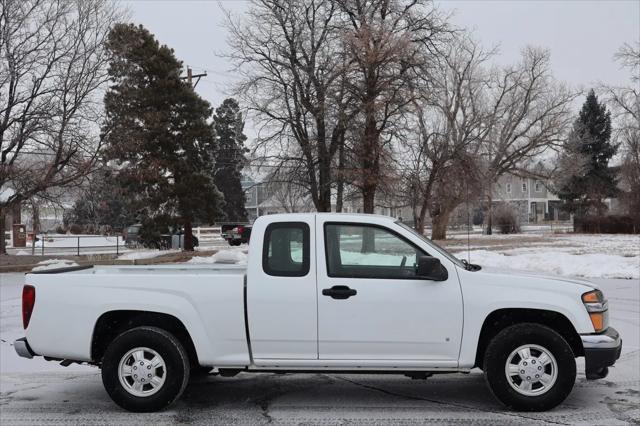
<box><xmin>416</xmin><ymin>256</ymin><xmax>448</xmax><ymax>281</ymax></box>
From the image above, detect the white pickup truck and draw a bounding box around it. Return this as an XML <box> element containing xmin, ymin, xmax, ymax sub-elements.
<box><xmin>15</xmin><ymin>213</ymin><xmax>621</xmax><ymax>413</ymax></box>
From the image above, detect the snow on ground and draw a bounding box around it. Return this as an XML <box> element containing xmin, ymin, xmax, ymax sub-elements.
<box><xmin>189</xmin><ymin>247</ymin><xmax>248</xmax><ymax>264</ymax></box>
<box><xmin>117</xmin><ymin>249</ymin><xmax>178</xmax><ymax>261</ymax></box>
<box><xmin>445</xmin><ymin>233</ymin><xmax>639</xmax><ymax>279</ymax></box>
<box><xmin>30</xmin><ymin>234</ymin><xmax>123</xmax><ymax>248</ymax></box>
<box><xmin>447</xmin><ymin>233</ymin><xmax>640</xmax><ymax>256</ymax></box>
<box><xmin>456</xmin><ymin>249</ymin><xmax>639</xmax><ymax>279</ymax></box>
<box><xmin>31</xmin><ymin>259</ymin><xmax>79</xmax><ymax>271</ymax></box>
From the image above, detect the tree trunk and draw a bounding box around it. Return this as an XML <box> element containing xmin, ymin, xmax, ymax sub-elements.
<box><xmin>361</xmin><ymin>226</ymin><xmax>376</xmax><ymax>253</ymax></box>
<box><xmin>0</xmin><ymin>208</ymin><xmax>6</xmax><ymax>255</ymax></box>
<box><xmin>317</xmin><ymin>155</ymin><xmax>332</xmax><ymax>212</ymax></box>
<box><xmin>184</xmin><ymin>221</ymin><xmax>194</xmax><ymax>251</ymax></box>
<box><xmin>362</xmin><ymin>184</ymin><xmax>375</xmax><ymax>214</ymax></box>
<box><xmin>30</xmin><ymin>203</ymin><xmax>40</xmax><ymax>255</ymax></box>
<box><xmin>485</xmin><ymin>194</ymin><xmax>493</xmax><ymax>235</ymax></box>
<box><xmin>431</xmin><ymin>208</ymin><xmax>453</xmax><ymax>240</ymax></box>
<box><xmin>336</xmin><ymin>141</ymin><xmax>345</xmax><ymax>213</ymax></box>
<box><xmin>415</xmin><ymin>199</ymin><xmax>430</xmax><ymax>234</ymax></box>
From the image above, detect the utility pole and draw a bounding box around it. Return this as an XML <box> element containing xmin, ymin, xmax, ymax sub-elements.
<box><xmin>180</xmin><ymin>66</ymin><xmax>207</xmax><ymax>88</ymax></box>
<box><xmin>178</xmin><ymin>66</ymin><xmax>207</xmax><ymax>252</ymax></box>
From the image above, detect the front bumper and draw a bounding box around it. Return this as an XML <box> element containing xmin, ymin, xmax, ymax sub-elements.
<box><xmin>14</xmin><ymin>337</ymin><xmax>36</xmax><ymax>359</ymax></box>
<box><xmin>580</xmin><ymin>327</ymin><xmax>622</xmax><ymax>380</ymax></box>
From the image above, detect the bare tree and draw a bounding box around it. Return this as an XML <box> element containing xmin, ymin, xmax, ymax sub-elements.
<box><xmin>225</xmin><ymin>0</ymin><xmax>353</xmax><ymax>212</ymax></box>
<box><xmin>267</xmin><ymin>179</ymin><xmax>310</xmax><ymax>213</ymax></box>
<box><xmin>336</xmin><ymin>0</ymin><xmax>451</xmax><ymax>214</ymax></box>
<box><xmin>0</xmin><ymin>0</ymin><xmax>120</xmax><ymax>254</ymax></box>
<box><xmin>405</xmin><ymin>35</ymin><xmax>493</xmax><ymax>236</ymax></box>
<box><xmin>604</xmin><ymin>42</ymin><xmax>640</xmax><ymax>219</ymax></box>
<box><xmin>478</xmin><ymin>47</ymin><xmax>577</xmax><ymax>235</ymax></box>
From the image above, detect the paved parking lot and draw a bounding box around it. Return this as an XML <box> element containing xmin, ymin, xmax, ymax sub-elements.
<box><xmin>1</xmin><ymin>276</ymin><xmax>638</xmax><ymax>425</ymax></box>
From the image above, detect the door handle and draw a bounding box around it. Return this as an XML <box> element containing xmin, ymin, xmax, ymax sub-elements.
<box><xmin>322</xmin><ymin>285</ymin><xmax>357</xmax><ymax>300</ymax></box>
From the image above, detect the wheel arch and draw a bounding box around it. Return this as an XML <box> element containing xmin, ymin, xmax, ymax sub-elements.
<box><xmin>474</xmin><ymin>308</ymin><xmax>584</xmax><ymax>369</ymax></box>
<box><xmin>91</xmin><ymin>310</ymin><xmax>200</xmax><ymax>367</ymax></box>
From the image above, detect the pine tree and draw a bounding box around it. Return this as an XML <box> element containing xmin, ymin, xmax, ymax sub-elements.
<box><xmin>558</xmin><ymin>90</ymin><xmax>618</xmax><ymax>216</ymax></box>
<box><xmin>66</xmin><ymin>168</ymin><xmax>136</xmax><ymax>233</ymax></box>
<box><xmin>102</xmin><ymin>24</ymin><xmax>222</xmax><ymax>250</ymax></box>
<box><xmin>213</xmin><ymin>98</ymin><xmax>249</xmax><ymax>222</ymax></box>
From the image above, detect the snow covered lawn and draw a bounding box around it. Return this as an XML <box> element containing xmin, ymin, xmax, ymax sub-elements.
<box><xmin>457</xmin><ymin>250</ymin><xmax>638</xmax><ymax>279</ymax></box>
<box><xmin>29</xmin><ymin>234</ymin><xmax>123</xmax><ymax>248</ymax></box>
<box><xmin>31</xmin><ymin>259</ymin><xmax>79</xmax><ymax>271</ymax></box>
<box><xmin>447</xmin><ymin>233</ymin><xmax>639</xmax><ymax>279</ymax></box>
<box><xmin>117</xmin><ymin>249</ymin><xmax>179</xmax><ymax>261</ymax></box>
<box><xmin>189</xmin><ymin>247</ymin><xmax>248</xmax><ymax>264</ymax></box>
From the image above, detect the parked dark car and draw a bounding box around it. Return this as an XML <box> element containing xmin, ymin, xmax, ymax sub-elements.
<box><xmin>221</xmin><ymin>223</ymin><xmax>252</xmax><ymax>246</ymax></box>
<box><xmin>125</xmin><ymin>224</ymin><xmax>199</xmax><ymax>249</ymax></box>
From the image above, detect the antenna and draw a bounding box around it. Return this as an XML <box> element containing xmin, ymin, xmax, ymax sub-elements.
<box><xmin>466</xmin><ymin>178</ymin><xmax>471</xmax><ymax>264</ymax></box>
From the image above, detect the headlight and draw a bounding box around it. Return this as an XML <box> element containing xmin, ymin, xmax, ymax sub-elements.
<box><xmin>582</xmin><ymin>290</ymin><xmax>609</xmax><ymax>332</ymax></box>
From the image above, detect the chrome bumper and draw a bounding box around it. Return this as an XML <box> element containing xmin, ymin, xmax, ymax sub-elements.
<box><xmin>14</xmin><ymin>337</ymin><xmax>35</xmax><ymax>359</ymax></box>
<box><xmin>580</xmin><ymin>327</ymin><xmax>622</xmax><ymax>380</ymax></box>
<box><xmin>581</xmin><ymin>327</ymin><xmax>621</xmax><ymax>349</ymax></box>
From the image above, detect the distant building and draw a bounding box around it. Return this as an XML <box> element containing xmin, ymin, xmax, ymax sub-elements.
<box><xmin>492</xmin><ymin>175</ymin><xmax>569</xmax><ymax>223</ymax></box>
<box><xmin>242</xmin><ymin>175</ymin><xmax>269</xmax><ymax>221</ymax></box>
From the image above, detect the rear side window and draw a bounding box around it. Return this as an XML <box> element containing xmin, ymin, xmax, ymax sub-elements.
<box><xmin>262</xmin><ymin>222</ymin><xmax>310</xmax><ymax>277</ymax></box>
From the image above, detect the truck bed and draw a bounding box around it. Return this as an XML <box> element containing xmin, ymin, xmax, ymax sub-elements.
<box><xmin>90</xmin><ymin>264</ymin><xmax>247</xmax><ymax>275</ymax></box>
<box><xmin>24</xmin><ymin>263</ymin><xmax>250</xmax><ymax>366</ymax></box>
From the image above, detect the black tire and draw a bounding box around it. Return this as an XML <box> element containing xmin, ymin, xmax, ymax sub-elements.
<box><xmin>101</xmin><ymin>326</ymin><xmax>190</xmax><ymax>412</ymax></box>
<box><xmin>483</xmin><ymin>323</ymin><xmax>576</xmax><ymax>411</ymax></box>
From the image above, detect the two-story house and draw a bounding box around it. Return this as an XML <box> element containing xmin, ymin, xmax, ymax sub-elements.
<box><xmin>493</xmin><ymin>175</ymin><xmax>569</xmax><ymax>223</ymax></box>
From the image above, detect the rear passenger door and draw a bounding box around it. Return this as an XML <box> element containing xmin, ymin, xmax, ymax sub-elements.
<box><xmin>246</xmin><ymin>216</ymin><xmax>318</xmax><ymax>360</ymax></box>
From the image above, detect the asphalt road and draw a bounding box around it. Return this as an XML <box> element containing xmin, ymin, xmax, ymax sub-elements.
<box><xmin>1</xmin><ymin>274</ymin><xmax>638</xmax><ymax>425</ymax></box>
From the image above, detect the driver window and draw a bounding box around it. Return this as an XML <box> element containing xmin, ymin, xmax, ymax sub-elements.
<box><xmin>324</xmin><ymin>223</ymin><xmax>427</xmax><ymax>279</ymax></box>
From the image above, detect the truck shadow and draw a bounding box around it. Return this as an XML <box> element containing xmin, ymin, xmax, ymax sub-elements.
<box><xmin>181</xmin><ymin>372</ymin><xmax>498</xmax><ymax>410</ymax></box>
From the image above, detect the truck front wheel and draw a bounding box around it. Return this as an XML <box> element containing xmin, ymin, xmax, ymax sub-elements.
<box><xmin>483</xmin><ymin>323</ymin><xmax>576</xmax><ymax>411</ymax></box>
<box><xmin>101</xmin><ymin>326</ymin><xmax>190</xmax><ymax>412</ymax></box>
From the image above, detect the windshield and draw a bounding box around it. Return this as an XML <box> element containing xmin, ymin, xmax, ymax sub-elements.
<box><xmin>127</xmin><ymin>226</ymin><xmax>140</xmax><ymax>235</ymax></box>
<box><xmin>396</xmin><ymin>221</ymin><xmax>466</xmax><ymax>269</ymax></box>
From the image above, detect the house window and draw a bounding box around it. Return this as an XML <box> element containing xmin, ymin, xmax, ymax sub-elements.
<box><xmin>522</xmin><ymin>181</ymin><xmax>527</xmax><ymax>192</ymax></box>
<box><xmin>535</xmin><ymin>181</ymin><xmax>543</xmax><ymax>192</ymax></box>
<box><xmin>506</xmin><ymin>183</ymin><xmax>512</xmax><ymax>193</ymax></box>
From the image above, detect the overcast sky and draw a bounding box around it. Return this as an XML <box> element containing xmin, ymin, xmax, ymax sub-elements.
<box><xmin>124</xmin><ymin>0</ymin><xmax>639</xmax><ymax>110</ymax></box>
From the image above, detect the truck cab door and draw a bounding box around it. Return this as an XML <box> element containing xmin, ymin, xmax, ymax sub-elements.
<box><xmin>316</xmin><ymin>219</ymin><xmax>463</xmax><ymax>365</ymax></box>
<box><xmin>246</xmin><ymin>216</ymin><xmax>318</xmax><ymax>360</ymax></box>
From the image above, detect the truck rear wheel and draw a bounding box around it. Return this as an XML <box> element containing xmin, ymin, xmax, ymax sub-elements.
<box><xmin>483</xmin><ymin>323</ymin><xmax>576</xmax><ymax>411</ymax></box>
<box><xmin>101</xmin><ymin>326</ymin><xmax>190</xmax><ymax>412</ymax></box>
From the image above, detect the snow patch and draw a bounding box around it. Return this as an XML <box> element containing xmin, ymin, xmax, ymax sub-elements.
<box><xmin>189</xmin><ymin>248</ymin><xmax>248</xmax><ymax>264</ymax></box>
<box><xmin>117</xmin><ymin>250</ymin><xmax>177</xmax><ymax>261</ymax></box>
<box><xmin>31</xmin><ymin>259</ymin><xmax>79</xmax><ymax>271</ymax></box>
<box><xmin>460</xmin><ymin>249</ymin><xmax>639</xmax><ymax>279</ymax></box>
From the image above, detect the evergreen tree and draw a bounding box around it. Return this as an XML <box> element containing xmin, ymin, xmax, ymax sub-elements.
<box><xmin>213</xmin><ymin>98</ymin><xmax>249</xmax><ymax>222</ymax></box>
<box><xmin>558</xmin><ymin>90</ymin><xmax>618</xmax><ymax>216</ymax></box>
<box><xmin>102</xmin><ymin>24</ymin><xmax>222</xmax><ymax>250</ymax></box>
<box><xmin>66</xmin><ymin>168</ymin><xmax>136</xmax><ymax>233</ymax></box>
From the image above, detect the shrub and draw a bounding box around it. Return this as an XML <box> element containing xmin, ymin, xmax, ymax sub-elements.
<box><xmin>55</xmin><ymin>225</ymin><xmax>66</xmax><ymax>234</ymax></box>
<box><xmin>68</xmin><ymin>224</ymin><xmax>83</xmax><ymax>235</ymax></box>
<box><xmin>574</xmin><ymin>215</ymin><xmax>639</xmax><ymax>234</ymax></box>
<box><xmin>494</xmin><ymin>205</ymin><xmax>521</xmax><ymax>234</ymax></box>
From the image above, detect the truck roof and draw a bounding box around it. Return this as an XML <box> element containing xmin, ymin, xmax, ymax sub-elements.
<box><xmin>254</xmin><ymin>212</ymin><xmax>398</xmax><ymax>222</ymax></box>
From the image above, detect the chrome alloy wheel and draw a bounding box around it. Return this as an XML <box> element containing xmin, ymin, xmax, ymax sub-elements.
<box><xmin>118</xmin><ymin>347</ymin><xmax>166</xmax><ymax>397</ymax></box>
<box><xmin>505</xmin><ymin>344</ymin><xmax>558</xmax><ymax>396</ymax></box>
